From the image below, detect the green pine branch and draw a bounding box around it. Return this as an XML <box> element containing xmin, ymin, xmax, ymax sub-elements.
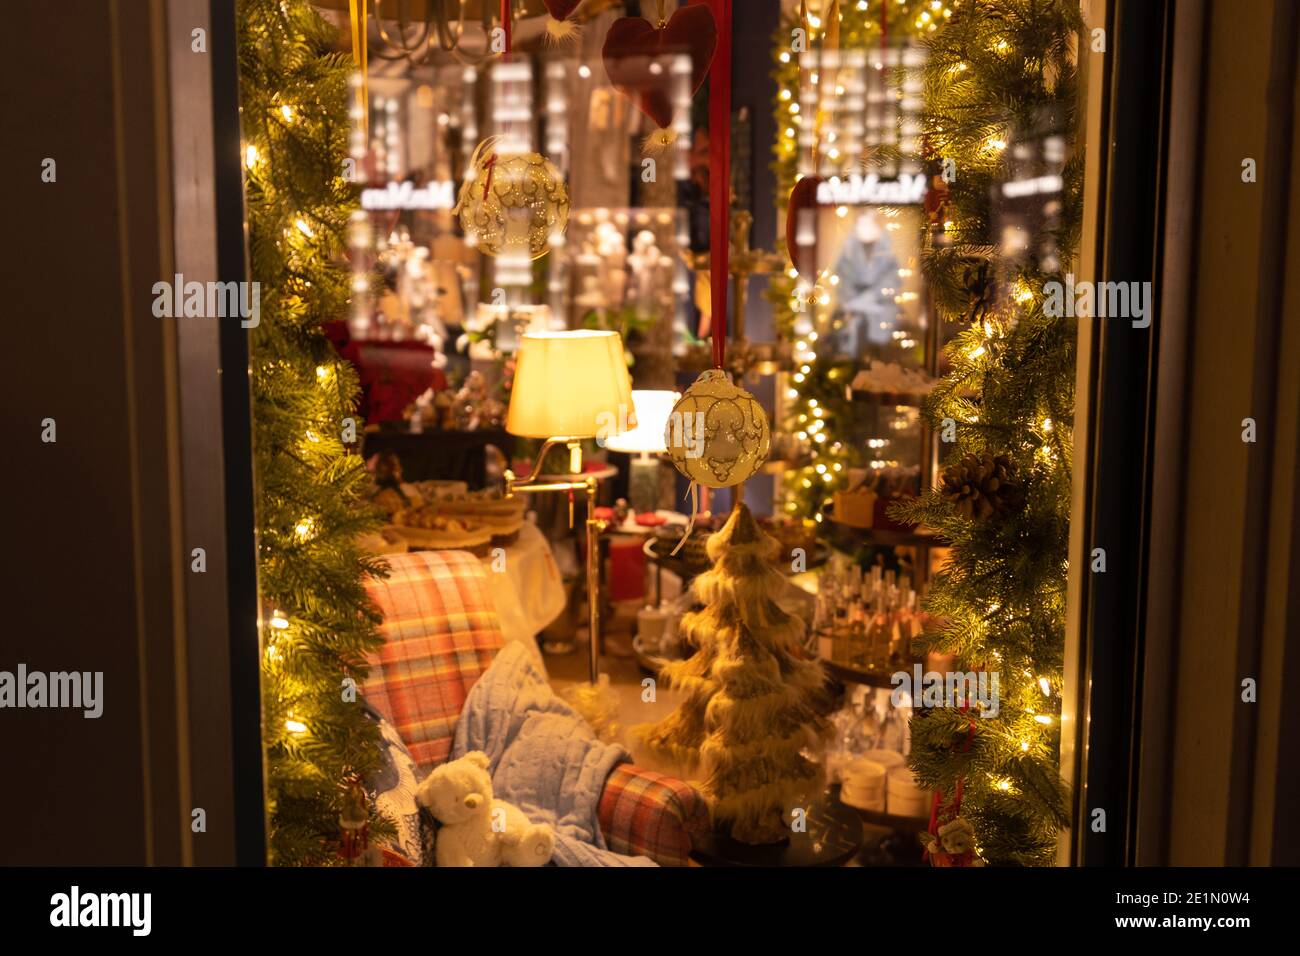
<box><xmin>237</xmin><ymin>0</ymin><xmax>392</xmax><ymax>866</ymax></box>
<box><xmin>898</xmin><ymin>0</ymin><xmax>1084</xmax><ymax>865</ymax></box>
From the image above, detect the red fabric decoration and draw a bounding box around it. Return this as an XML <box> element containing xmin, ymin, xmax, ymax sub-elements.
<box><xmin>601</xmin><ymin>5</ymin><xmax>717</xmax><ymax>131</ymax></box>
<box><xmin>608</xmin><ymin>536</ymin><xmax>646</xmax><ymax>601</ymax></box>
<box><xmin>785</xmin><ymin>174</ymin><xmax>824</xmax><ymax>278</ymax></box>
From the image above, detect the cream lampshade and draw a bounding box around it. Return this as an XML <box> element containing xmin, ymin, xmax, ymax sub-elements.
<box><xmin>506</xmin><ymin>330</ymin><xmax>635</xmax><ymax>440</ymax></box>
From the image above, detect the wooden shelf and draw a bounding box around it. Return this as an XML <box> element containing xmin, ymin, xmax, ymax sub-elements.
<box><xmin>845</xmin><ymin>387</ymin><xmax>931</xmax><ymax>407</ymax></box>
<box><xmin>831</xmin><ymin>786</ymin><xmax>930</xmax><ymax>833</ymax></box>
<box><xmin>820</xmin><ymin>657</ymin><xmax>918</xmax><ymax>689</ymax></box>
<box><xmin>822</xmin><ymin>514</ymin><xmax>941</xmax><ymax>549</ymax></box>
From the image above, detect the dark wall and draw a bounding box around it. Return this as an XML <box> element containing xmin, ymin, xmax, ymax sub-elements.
<box><xmin>0</xmin><ymin>0</ymin><xmax>250</xmax><ymax>866</ymax></box>
<box><xmin>3</xmin><ymin>0</ymin><xmax>164</xmax><ymax>865</ymax></box>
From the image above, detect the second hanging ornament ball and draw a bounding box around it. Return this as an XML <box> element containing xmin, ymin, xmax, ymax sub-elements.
<box><xmin>664</xmin><ymin>369</ymin><xmax>770</xmax><ymax>488</ymax></box>
<box><xmin>455</xmin><ymin>138</ymin><xmax>569</xmax><ymax>259</ymax></box>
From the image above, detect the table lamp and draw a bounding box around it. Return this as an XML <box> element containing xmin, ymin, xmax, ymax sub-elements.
<box><xmin>503</xmin><ymin>330</ymin><xmax>634</xmax><ymax>684</ymax></box>
<box><xmin>604</xmin><ymin>389</ymin><xmax>679</xmax><ymax>515</ymax></box>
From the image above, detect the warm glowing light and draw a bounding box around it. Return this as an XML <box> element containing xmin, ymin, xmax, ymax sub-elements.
<box><xmin>285</xmin><ymin>718</ymin><xmax>308</xmax><ymax>734</ymax></box>
<box><xmin>280</xmin><ymin>104</ymin><xmax>295</xmax><ymax>122</ymax></box>
<box><xmin>1039</xmin><ymin>676</ymin><xmax>1052</xmax><ymax>695</ymax></box>
<box><xmin>1035</xmin><ymin>715</ymin><xmax>1053</xmax><ymax>725</ymax></box>
<box><xmin>244</xmin><ymin>144</ymin><xmax>259</xmax><ymax>168</ymax></box>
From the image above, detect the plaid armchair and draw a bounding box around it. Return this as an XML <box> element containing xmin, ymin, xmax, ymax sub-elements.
<box><xmin>363</xmin><ymin>549</ymin><xmax>708</xmax><ymax>866</ymax></box>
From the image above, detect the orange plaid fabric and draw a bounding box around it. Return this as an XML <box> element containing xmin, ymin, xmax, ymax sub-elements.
<box><xmin>363</xmin><ymin>550</ymin><xmax>504</xmax><ymax>774</ymax></box>
<box><xmin>598</xmin><ymin>763</ymin><xmax>710</xmax><ymax>866</ymax></box>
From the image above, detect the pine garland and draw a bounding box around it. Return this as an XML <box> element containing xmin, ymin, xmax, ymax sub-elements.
<box><xmin>892</xmin><ymin>0</ymin><xmax>1085</xmax><ymax>866</ymax></box>
<box><xmin>237</xmin><ymin>0</ymin><xmax>392</xmax><ymax>865</ymax></box>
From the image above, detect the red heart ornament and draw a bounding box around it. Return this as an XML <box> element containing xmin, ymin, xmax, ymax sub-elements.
<box><xmin>602</xmin><ymin>5</ymin><xmax>718</xmax><ymax>131</ymax></box>
<box><xmin>785</xmin><ymin>175</ymin><xmax>824</xmax><ymax>278</ymax></box>
<box><xmin>543</xmin><ymin>0</ymin><xmax>582</xmax><ymax>17</ymax></box>
<box><xmin>543</xmin><ymin>0</ymin><xmax>583</xmax><ymax>42</ymax></box>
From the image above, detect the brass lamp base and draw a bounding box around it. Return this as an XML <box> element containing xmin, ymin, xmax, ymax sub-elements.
<box><xmin>504</xmin><ymin>437</ymin><xmax>606</xmax><ymax>684</ymax></box>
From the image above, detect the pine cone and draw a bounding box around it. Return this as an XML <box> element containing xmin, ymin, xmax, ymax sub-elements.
<box><xmin>940</xmin><ymin>452</ymin><xmax>1022</xmax><ymax>520</ymax></box>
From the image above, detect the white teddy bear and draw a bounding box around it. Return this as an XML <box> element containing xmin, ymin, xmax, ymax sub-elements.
<box><xmin>415</xmin><ymin>751</ymin><xmax>555</xmax><ymax>867</ymax></box>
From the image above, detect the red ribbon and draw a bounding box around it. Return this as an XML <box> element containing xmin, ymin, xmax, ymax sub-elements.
<box><xmin>702</xmin><ymin>0</ymin><xmax>731</xmax><ymax>369</ymax></box>
<box><xmin>490</xmin><ymin>0</ymin><xmax>509</xmax><ymax>196</ymax></box>
<box><xmin>924</xmin><ymin>703</ymin><xmax>977</xmax><ymax>864</ymax></box>
<box><xmin>880</xmin><ymin>0</ymin><xmax>888</xmax><ymax>65</ymax></box>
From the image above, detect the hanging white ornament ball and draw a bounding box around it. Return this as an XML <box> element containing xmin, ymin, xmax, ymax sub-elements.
<box><xmin>455</xmin><ymin>138</ymin><xmax>569</xmax><ymax>259</ymax></box>
<box><xmin>664</xmin><ymin>368</ymin><xmax>771</xmax><ymax>488</ymax></box>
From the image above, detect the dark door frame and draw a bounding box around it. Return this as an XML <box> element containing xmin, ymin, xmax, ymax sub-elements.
<box><xmin>1067</xmin><ymin>0</ymin><xmax>1170</xmax><ymax>866</ymax></box>
<box><xmin>208</xmin><ymin>0</ymin><xmax>267</xmax><ymax>866</ymax></box>
<box><xmin>1070</xmin><ymin>0</ymin><xmax>1300</xmax><ymax>866</ymax></box>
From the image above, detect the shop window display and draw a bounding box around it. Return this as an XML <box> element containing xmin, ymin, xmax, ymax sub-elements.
<box><xmin>225</xmin><ymin>0</ymin><xmax>1089</xmax><ymax>869</ymax></box>
<box><xmin>10</xmin><ymin>0</ymin><xmax>1298</xmax><ymax>911</ymax></box>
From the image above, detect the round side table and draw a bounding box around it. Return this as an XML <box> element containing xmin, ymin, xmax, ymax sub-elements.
<box><xmin>690</xmin><ymin>791</ymin><xmax>864</xmax><ymax>867</ymax></box>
